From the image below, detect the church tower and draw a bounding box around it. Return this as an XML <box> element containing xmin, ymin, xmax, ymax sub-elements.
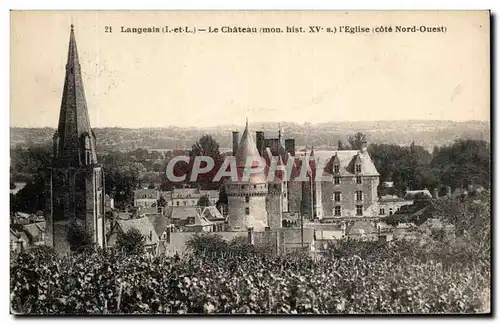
<box><xmin>44</xmin><ymin>25</ymin><xmax>105</xmax><ymax>253</ymax></box>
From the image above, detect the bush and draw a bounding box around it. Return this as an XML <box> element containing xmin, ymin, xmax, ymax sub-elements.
<box><xmin>116</xmin><ymin>228</ymin><xmax>145</xmax><ymax>255</ymax></box>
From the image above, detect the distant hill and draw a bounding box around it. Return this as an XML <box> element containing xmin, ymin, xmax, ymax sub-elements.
<box><xmin>10</xmin><ymin>120</ymin><xmax>490</xmax><ymax>152</ymax></box>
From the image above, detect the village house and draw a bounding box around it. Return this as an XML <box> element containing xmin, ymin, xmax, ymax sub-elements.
<box><xmin>133</xmin><ymin>188</ymin><xmax>159</xmax><ymax>208</ymax></box>
<box><xmin>23</xmin><ymin>222</ymin><xmax>46</xmax><ymax>246</ymax></box>
<box><xmin>107</xmin><ymin>217</ymin><xmax>160</xmax><ymax>254</ymax></box>
<box><xmin>375</xmin><ymin>194</ymin><xmax>414</xmax><ymax>216</ymax></box>
<box><xmin>10</xmin><ymin>229</ymin><xmax>29</xmax><ymax>254</ymax></box>
<box><xmin>160</xmin><ymin>188</ymin><xmax>219</xmax><ymax>207</ymax></box>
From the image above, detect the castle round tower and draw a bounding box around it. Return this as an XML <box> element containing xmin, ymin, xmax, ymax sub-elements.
<box><xmin>225</xmin><ymin>121</ymin><xmax>268</xmax><ymax>231</ymax></box>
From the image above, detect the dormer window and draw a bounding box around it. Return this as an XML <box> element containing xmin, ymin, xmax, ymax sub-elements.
<box><xmin>334</xmin><ymin>165</ymin><xmax>340</xmax><ymax>173</ymax></box>
<box><xmin>355</xmin><ymin>164</ymin><xmax>362</xmax><ymax>173</ymax></box>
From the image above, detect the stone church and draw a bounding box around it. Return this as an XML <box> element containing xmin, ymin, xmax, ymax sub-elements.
<box><xmin>44</xmin><ymin>25</ymin><xmax>105</xmax><ymax>253</ymax></box>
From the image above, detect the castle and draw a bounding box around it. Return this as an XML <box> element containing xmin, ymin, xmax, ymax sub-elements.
<box><xmin>226</xmin><ymin>121</ymin><xmax>382</xmax><ymax>232</ymax></box>
<box><xmin>44</xmin><ymin>25</ymin><xmax>105</xmax><ymax>253</ymax></box>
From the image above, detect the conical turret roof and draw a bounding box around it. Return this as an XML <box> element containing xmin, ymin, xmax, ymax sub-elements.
<box><xmin>234</xmin><ymin>119</ymin><xmax>262</xmax><ymax>169</ymax></box>
<box><xmin>227</xmin><ymin>120</ymin><xmax>267</xmax><ymax>184</ymax></box>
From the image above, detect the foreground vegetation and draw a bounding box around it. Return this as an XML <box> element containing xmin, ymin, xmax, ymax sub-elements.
<box><xmin>10</xmin><ymin>234</ymin><xmax>490</xmax><ymax>315</ymax></box>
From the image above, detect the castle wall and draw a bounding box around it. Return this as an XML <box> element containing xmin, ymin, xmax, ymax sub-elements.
<box><xmin>266</xmin><ymin>193</ymin><xmax>282</xmax><ymax>228</ymax></box>
<box><xmin>321</xmin><ymin>181</ymin><xmax>334</xmax><ymax>217</ymax></box>
<box><xmin>287</xmin><ymin>181</ymin><xmax>302</xmax><ymax>213</ymax></box>
<box><xmin>248</xmin><ymin>195</ymin><xmax>268</xmax><ymax>231</ymax></box>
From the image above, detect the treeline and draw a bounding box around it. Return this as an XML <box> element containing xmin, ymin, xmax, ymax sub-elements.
<box><xmin>368</xmin><ymin>140</ymin><xmax>490</xmax><ymax>196</ymax></box>
<box><xmin>10</xmin><ymin>137</ymin><xmax>490</xmax><ymax>214</ymax></box>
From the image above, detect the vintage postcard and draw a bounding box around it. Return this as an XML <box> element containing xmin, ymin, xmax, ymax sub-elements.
<box><xmin>10</xmin><ymin>10</ymin><xmax>490</xmax><ymax>315</ymax></box>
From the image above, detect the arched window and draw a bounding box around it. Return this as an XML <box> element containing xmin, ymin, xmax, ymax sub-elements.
<box><xmin>81</xmin><ymin>134</ymin><xmax>92</xmax><ymax>165</ymax></box>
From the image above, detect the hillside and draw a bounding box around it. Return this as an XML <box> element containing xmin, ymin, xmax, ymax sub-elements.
<box><xmin>10</xmin><ymin>120</ymin><xmax>490</xmax><ymax>152</ymax></box>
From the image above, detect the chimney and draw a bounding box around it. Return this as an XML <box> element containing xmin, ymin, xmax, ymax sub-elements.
<box><xmin>433</xmin><ymin>187</ymin><xmax>439</xmax><ymax>199</ymax></box>
<box><xmin>360</xmin><ymin>140</ymin><xmax>368</xmax><ymax>153</ymax></box>
<box><xmin>337</xmin><ymin>140</ymin><xmax>343</xmax><ymax>151</ymax></box>
<box><xmin>285</xmin><ymin>139</ymin><xmax>296</xmax><ymax>156</ymax></box>
<box><xmin>256</xmin><ymin>131</ymin><xmax>265</xmax><ymax>156</ymax></box>
<box><xmin>446</xmin><ymin>186</ymin><xmax>452</xmax><ymax>197</ymax></box>
<box><xmin>247</xmin><ymin>227</ymin><xmax>255</xmax><ymax>245</ymax></box>
<box><xmin>232</xmin><ymin>131</ymin><xmax>239</xmax><ymax>156</ymax></box>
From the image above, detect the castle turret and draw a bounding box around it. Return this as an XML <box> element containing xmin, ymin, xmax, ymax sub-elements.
<box><xmin>225</xmin><ymin>120</ymin><xmax>268</xmax><ymax>231</ymax></box>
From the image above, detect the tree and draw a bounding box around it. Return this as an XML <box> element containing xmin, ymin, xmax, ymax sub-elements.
<box><xmin>105</xmin><ymin>166</ymin><xmax>140</xmax><ymax>207</ymax></box>
<box><xmin>186</xmin><ymin>233</ymin><xmax>228</xmax><ymax>256</ymax></box>
<box><xmin>368</xmin><ymin>143</ymin><xmax>434</xmax><ymax>196</ymax></box>
<box><xmin>430</xmin><ymin>140</ymin><xmax>490</xmax><ymax>189</ymax></box>
<box><xmin>13</xmin><ymin>176</ymin><xmax>46</xmax><ymax>214</ymax></box>
<box><xmin>116</xmin><ymin>228</ymin><xmax>145</xmax><ymax>255</ymax></box>
<box><xmin>158</xmin><ymin>195</ymin><xmax>167</xmax><ymax>207</ymax></box>
<box><xmin>348</xmin><ymin>132</ymin><xmax>367</xmax><ymax>150</ymax></box>
<box><xmin>197</xmin><ymin>195</ymin><xmax>211</xmax><ymax>207</ymax></box>
<box><xmin>190</xmin><ymin>135</ymin><xmax>221</xmax><ymax>160</ymax></box>
<box><xmin>189</xmin><ymin>135</ymin><xmax>223</xmax><ymax>190</ymax></box>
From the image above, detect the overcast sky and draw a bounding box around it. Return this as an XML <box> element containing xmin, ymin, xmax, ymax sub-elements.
<box><xmin>10</xmin><ymin>11</ymin><xmax>489</xmax><ymax>128</ymax></box>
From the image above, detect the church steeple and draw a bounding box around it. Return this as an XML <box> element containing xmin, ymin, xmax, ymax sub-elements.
<box><xmin>54</xmin><ymin>24</ymin><xmax>97</xmax><ymax>167</ymax></box>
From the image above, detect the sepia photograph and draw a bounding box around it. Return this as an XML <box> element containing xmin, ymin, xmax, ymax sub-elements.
<box><xmin>9</xmin><ymin>10</ymin><xmax>491</xmax><ymax>315</ymax></box>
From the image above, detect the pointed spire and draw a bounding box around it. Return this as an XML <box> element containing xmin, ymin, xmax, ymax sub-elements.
<box><xmin>67</xmin><ymin>24</ymin><xmax>80</xmax><ymax>68</ymax></box>
<box><xmin>54</xmin><ymin>24</ymin><xmax>97</xmax><ymax>167</ymax></box>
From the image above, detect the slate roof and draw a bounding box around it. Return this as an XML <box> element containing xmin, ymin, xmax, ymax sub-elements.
<box><xmin>227</xmin><ymin>121</ymin><xmax>267</xmax><ymax>184</ymax></box>
<box><xmin>23</xmin><ymin>222</ymin><xmax>45</xmax><ymax>240</ymax></box>
<box><xmin>147</xmin><ymin>214</ymin><xmax>169</xmax><ymax>237</ymax></box>
<box><xmin>170</xmin><ymin>207</ymin><xmax>202</xmax><ymax>220</ymax></box>
<box><xmin>55</xmin><ymin>25</ymin><xmax>98</xmax><ymax>167</ymax></box>
<box><xmin>379</xmin><ymin>195</ymin><xmax>406</xmax><ymax>202</ymax></box>
<box><xmin>201</xmin><ymin>206</ymin><xmax>225</xmax><ymax>220</ymax></box>
<box><xmin>185</xmin><ymin>213</ymin><xmax>213</xmax><ymax>227</ymax></box>
<box><xmin>292</xmin><ymin>149</ymin><xmax>379</xmax><ymax>179</ymax></box>
<box><xmin>404</xmin><ymin>189</ymin><xmax>433</xmax><ymax>200</ymax></box>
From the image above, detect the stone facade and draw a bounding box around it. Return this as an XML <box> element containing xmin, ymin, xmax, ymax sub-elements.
<box><xmin>226</xmin><ymin>183</ymin><xmax>268</xmax><ymax>231</ymax></box>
